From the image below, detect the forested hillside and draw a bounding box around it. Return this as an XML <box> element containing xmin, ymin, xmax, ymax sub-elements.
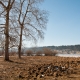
<box><xmin>30</xmin><ymin>45</ymin><xmax>80</xmax><ymax>51</ymax></box>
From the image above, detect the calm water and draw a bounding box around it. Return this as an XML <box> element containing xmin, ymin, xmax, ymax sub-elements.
<box><xmin>56</xmin><ymin>53</ymin><xmax>80</xmax><ymax>57</ymax></box>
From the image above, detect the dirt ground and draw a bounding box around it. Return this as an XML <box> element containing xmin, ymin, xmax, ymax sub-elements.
<box><xmin>0</xmin><ymin>56</ymin><xmax>80</xmax><ymax>80</ymax></box>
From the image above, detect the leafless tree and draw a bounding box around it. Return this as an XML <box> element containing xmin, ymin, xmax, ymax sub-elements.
<box><xmin>0</xmin><ymin>0</ymin><xmax>48</xmax><ymax>60</ymax></box>
<box><xmin>0</xmin><ymin>0</ymin><xmax>15</xmax><ymax>61</ymax></box>
<box><xmin>16</xmin><ymin>0</ymin><xmax>48</xmax><ymax>58</ymax></box>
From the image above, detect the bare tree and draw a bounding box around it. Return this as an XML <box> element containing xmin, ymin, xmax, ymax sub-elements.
<box><xmin>0</xmin><ymin>0</ymin><xmax>48</xmax><ymax>60</ymax></box>
<box><xmin>0</xmin><ymin>0</ymin><xmax>15</xmax><ymax>61</ymax></box>
<box><xmin>16</xmin><ymin>0</ymin><xmax>48</xmax><ymax>58</ymax></box>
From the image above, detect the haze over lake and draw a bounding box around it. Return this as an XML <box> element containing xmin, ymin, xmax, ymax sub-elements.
<box><xmin>56</xmin><ymin>53</ymin><xmax>80</xmax><ymax>57</ymax></box>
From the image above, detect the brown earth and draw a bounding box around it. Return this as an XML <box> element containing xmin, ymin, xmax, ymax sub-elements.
<box><xmin>0</xmin><ymin>56</ymin><xmax>80</xmax><ymax>80</ymax></box>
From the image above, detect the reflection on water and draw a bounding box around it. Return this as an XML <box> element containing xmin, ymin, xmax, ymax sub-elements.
<box><xmin>56</xmin><ymin>53</ymin><xmax>80</xmax><ymax>57</ymax></box>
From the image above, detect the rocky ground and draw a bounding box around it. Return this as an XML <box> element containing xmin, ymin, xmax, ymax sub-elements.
<box><xmin>0</xmin><ymin>56</ymin><xmax>80</xmax><ymax>80</ymax></box>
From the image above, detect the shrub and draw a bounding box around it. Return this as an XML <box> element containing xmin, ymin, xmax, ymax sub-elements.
<box><xmin>26</xmin><ymin>50</ymin><xmax>33</xmax><ymax>56</ymax></box>
<box><xmin>43</xmin><ymin>48</ymin><xmax>57</xmax><ymax>56</ymax></box>
<box><xmin>0</xmin><ymin>50</ymin><xmax>4</xmax><ymax>56</ymax></box>
<box><xmin>51</xmin><ymin>50</ymin><xmax>57</xmax><ymax>56</ymax></box>
<box><xmin>9</xmin><ymin>51</ymin><xmax>17</xmax><ymax>56</ymax></box>
<box><xmin>36</xmin><ymin>51</ymin><xmax>43</xmax><ymax>56</ymax></box>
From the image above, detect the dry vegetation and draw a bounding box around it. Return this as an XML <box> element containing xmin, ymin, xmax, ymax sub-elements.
<box><xmin>43</xmin><ymin>48</ymin><xmax>57</xmax><ymax>56</ymax></box>
<box><xmin>0</xmin><ymin>56</ymin><xmax>80</xmax><ymax>80</ymax></box>
<box><xmin>26</xmin><ymin>48</ymin><xmax>57</xmax><ymax>56</ymax></box>
<box><xmin>26</xmin><ymin>50</ymin><xmax>33</xmax><ymax>56</ymax></box>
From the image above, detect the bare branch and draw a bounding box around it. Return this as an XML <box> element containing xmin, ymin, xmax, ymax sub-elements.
<box><xmin>0</xmin><ymin>1</ymin><xmax>6</xmax><ymax>9</ymax></box>
<box><xmin>10</xmin><ymin>0</ymin><xmax>15</xmax><ymax>10</ymax></box>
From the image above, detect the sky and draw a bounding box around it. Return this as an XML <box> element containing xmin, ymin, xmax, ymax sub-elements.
<box><xmin>35</xmin><ymin>0</ymin><xmax>80</xmax><ymax>47</ymax></box>
<box><xmin>24</xmin><ymin>0</ymin><xmax>80</xmax><ymax>47</ymax></box>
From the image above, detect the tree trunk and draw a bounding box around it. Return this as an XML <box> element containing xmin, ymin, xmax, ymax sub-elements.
<box><xmin>5</xmin><ymin>10</ymin><xmax>9</xmax><ymax>61</ymax></box>
<box><xmin>18</xmin><ymin>27</ymin><xmax>23</xmax><ymax>58</ymax></box>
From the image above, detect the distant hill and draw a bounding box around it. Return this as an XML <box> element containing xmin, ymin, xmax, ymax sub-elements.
<box><xmin>7</xmin><ymin>44</ymin><xmax>80</xmax><ymax>53</ymax></box>
<box><xmin>45</xmin><ymin>45</ymin><xmax>80</xmax><ymax>51</ymax></box>
<box><xmin>28</xmin><ymin>45</ymin><xmax>80</xmax><ymax>51</ymax></box>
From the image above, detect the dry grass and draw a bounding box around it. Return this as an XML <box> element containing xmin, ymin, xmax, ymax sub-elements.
<box><xmin>0</xmin><ymin>56</ymin><xmax>80</xmax><ymax>80</ymax></box>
